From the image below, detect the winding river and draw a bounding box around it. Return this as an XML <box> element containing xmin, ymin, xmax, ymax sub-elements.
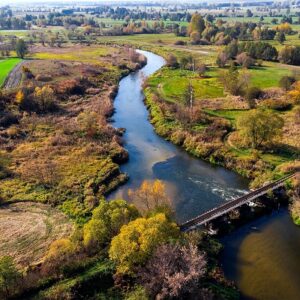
<box><xmin>110</xmin><ymin>50</ymin><xmax>300</xmax><ymax>299</ymax></box>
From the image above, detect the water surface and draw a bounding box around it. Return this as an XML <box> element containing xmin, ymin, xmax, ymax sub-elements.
<box><xmin>110</xmin><ymin>49</ymin><xmax>300</xmax><ymax>299</ymax></box>
<box><xmin>109</xmin><ymin>50</ymin><xmax>248</xmax><ymax>222</ymax></box>
<box><xmin>221</xmin><ymin>210</ymin><xmax>300</xmax><ymax>300</ymax></box>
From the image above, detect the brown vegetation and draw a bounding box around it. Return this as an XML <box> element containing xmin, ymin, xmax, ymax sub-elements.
<box><xmin>0</xmin><ymin>202</ymin><xmax>73</xmax><ymax>267</ymax></box>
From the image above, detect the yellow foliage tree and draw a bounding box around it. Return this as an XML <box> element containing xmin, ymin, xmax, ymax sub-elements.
<box><xmin>109</xmin><ymin>213</ymin><xmax>180</xmax><ymax>274</ymax></box>
<box><xmin>15</xmin><ymin>90</ymin><xmax>25</xmax><ymax>105</ymax></box>
<box><xmin>275</xmin><ymin>22</ymin><xmax>292</xmax><ymax>34</ymax></box>
<box><xmin>43</xmin><ymin>238</ymin><xmax>75</xmax><ymax>276</ymax></box>
<box><xmin>128</xmin><ymin>180</ymin><xmax>173</xmax><ymax>217</ymax></box>
<box><xmin>83</xmin><ymin>199</ymin><xmax>139</xmax><ymax>252</ymax></box>
<box><xmin>34</xmin><ymin>85</ymin><xmax>55</xmax><ymax>111</ymax></box>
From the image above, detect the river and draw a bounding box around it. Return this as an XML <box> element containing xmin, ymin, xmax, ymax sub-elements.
<box><xmin>110</xmin><ymin>50</ymin><xmax>300</xmax><ymax>299</ymax></box>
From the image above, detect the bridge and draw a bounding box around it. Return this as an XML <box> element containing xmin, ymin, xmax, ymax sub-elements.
<box><xmin>180</xmin><ymin>172</ymin><xmax>297</xmax><ymax>232</ymax></box>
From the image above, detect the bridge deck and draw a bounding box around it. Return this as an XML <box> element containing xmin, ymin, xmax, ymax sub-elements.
<box><xmin>180</xmin><ymin>173</ymin><xmax>296</xmax><ymax>231</ymax></box>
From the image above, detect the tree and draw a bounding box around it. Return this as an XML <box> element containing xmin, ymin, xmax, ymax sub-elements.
<box><xmin>109</xmin><ymin>214</ymin><xmax>180</xmax><ymax>274</ymax></box>
<box><xmin>0</xmin><ymin>256</ymin><xmax>20</xmax><ymax>299</ymax></box>
<box><xmin>15</xmin><ymin>90</ymin><xmax>25</xmax><ymax>105</ymax></box>
<box><xmin>34</xmin><ymin>85</ymin><xmax>55</xmax><ymax>112</ymax></box>
<box><xmin>128</xmin><ymin>180</ymin><xmax>173</xmax><ymax>218</ymax></box>
<box><xmin>77</xmin><ymin>111</ymin><xmax>100</xmax><ymax>138</ymax></box>
<box><xmin>42</xmin><ymin>239</ymin><xmax>75</xmax><ymax>276</ymax></box>
<box><xmin>236</xmin><ymin>52</ymin><xmax>255</xmax><ymax>68</ymax></box>
<box><xmin>137</xmin><ymin>242</ymin><xmax>207</xmax><ymax>299</ymax></box>
<box><xmin>219</xmin><ymin>66</ymin><xmax>251</xmax><ymax>96</ymax></box>
<box><xmin>190</xmin><ymin>31</ymin><xmax>200</xmax><ymax>44</ymax></box>
<box><xmin>83</xmin><ymin>199</ymin><xmax>139</xmax><ymax>251</ymax></box>
<box><xmin>246</xmin><ymin>9</ymin><xmax>253</xmax><ymax>18</ymax></box>
<box><xmin>15</xmin><ymin>39</ymin><xmax>28</xmax><ymax>59</ymax></box>
<box><xmin>188</xmin><ymin>13</ymin><xmax>205</xmax><ymax>36</ymax></box>
<box><xmin>289</xmin><ymin>81</ymin><xmax>300</xmax><ymax>104</ymax></box>
<box><xmin>216</xmin><ymin>51</ymin><xmax>228</xmax><ymax>68</ymax></box>
<box><xmin>275</xmin><ymin>31</ymin><xmax>286</xmax><ymax>44</ymax></box>
<box><xmin>237</xmin><ymin>109</ymin><xmax>284</xmax><ymax>149</ymax></box>
<box><xmin>225</xmin><ymin>39</ymin><xmax>238</xmax><ymax>59</ymax></box>
<box><xmin>279</xmin><ymin>46</ymin><xmax>300</xmax><ymax>66</ymax></box>
<box><xmin>166</xmin><ymin>54</ymin><xmax>178</xmax><ymax>68</ymax></box>
<box><xmin>279</xmin><ymin>76</ymin><xmax>295</xmax><ymax>91</ymax></box>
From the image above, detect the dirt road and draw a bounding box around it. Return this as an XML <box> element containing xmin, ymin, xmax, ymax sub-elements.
<box><xmin>3</xmin><ymin>61</ymin><xmax>26</xmax><ymax>89</ymax></box>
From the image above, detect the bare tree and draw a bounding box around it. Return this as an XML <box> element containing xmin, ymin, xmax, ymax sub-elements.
<box><xmin>138</xmin><ymin>242</ymin><xmax>207</xmax><ymax>299</ymax></box>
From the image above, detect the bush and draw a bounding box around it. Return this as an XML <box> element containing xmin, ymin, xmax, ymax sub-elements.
<box><xmin>260</xmin><ymin>99</ymin><xmax>292</xmax><ymax>111</ymax></box>
<box><xmin>166</xmin><ymin>54</ymin><xmax>179</xmax><ymax>68</ymax></box>
<box><xmin>279</xmin><ymin>76</ymin><xmax>296</xmax><ymax>91</ymax></box>
<box><xmin>174</xmin><ymin>40</ymin><xmax>186</xmax><ymax>45</ymax></box>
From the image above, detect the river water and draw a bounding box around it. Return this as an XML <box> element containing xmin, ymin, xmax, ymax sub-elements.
<box><xmin>110</xmin><ymin>50</ymin><xmax>300</xmax><ymax>299</ymax></box>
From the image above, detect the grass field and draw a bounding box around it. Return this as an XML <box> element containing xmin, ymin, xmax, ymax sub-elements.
<box><xmin>149</xmin><ymin>68</ymin><xmax>224</xmax><ymax>103</ymax></box>
<box><xmin>0</xmin><ymin>58</ymin><xmax>22</xmax><ymax>86</ymax></box>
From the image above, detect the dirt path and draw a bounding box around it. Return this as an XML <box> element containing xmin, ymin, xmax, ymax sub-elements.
<box><xmin>3</xmin><ymin>61</ymin><xmax>26</xmax><ymax>89</ymax></box>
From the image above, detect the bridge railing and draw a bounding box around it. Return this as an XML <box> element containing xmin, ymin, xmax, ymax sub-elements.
<box><xmin>180</xmin><ymin>172</ymin><xmax>297</xmax><ymax>231</ymax></box>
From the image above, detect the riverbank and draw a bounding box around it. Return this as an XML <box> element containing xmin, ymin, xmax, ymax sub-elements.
<box><xmin>0</xmin><ymin>45</ymin><xmax>146</xmax><ymax>225</ymax></box>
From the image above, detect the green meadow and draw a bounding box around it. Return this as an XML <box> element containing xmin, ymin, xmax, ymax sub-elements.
<box><xmin>0</xmin><ymin>58</ymin><xmax>21</xmax><ymax>86</ymax></box>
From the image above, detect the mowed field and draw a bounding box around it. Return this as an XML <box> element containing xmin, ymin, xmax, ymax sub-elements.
<box><xmin>0</xmin><ymin>58</ymin><xmax>22</xmax><ymax>86</ymax></box>
<box><xmin>0</xmin><ymin>202</ymin><xmax>73</xmax><ymax>267</ymax></box>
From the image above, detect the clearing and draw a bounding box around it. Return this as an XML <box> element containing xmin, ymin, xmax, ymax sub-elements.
<box><xmin>0</xmin><ymin>202</ymin><xmax>73</xmax><ymax>267</ymax></box>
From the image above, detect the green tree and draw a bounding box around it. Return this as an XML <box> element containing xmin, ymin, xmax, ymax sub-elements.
<box><xmin>237</xmin><ymin>109</ymin><xmax>284</xmax><ymax>149</ymax></box>
<box><xmin>109</xmin><ymin>213</ymin><xmax>180</xmax><ymax>274</ymax></box>
<box><xmin>83</xmin><ymin>199</ymin><xmax>139</xmax><ymax>251</ymax></box>
<box><xmin>15</xmin><ymin>39</ymin><xmax>28</xmax><ymax>59</ymax></box>
<box><xmin>275</xmin><ymin>31</ymin><xmax>286</xmax><ymax>44</ymax></box>
<box><xmin>0</xmin><ymin>256</ymin><xmax>20</xmax><ymax>299</ymax></box>
<box><xmin>219</xmin><ymin>65</ymin><xmax>251</xmax><ymax>96</ymax></box>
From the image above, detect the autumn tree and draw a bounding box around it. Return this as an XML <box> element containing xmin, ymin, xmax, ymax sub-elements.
<box><xmin>15</xmin><ymin>90</ymin><xmax>25</xmax><ymax>105</ymax></box>
<box><xmin>128</xmin><ymin>180</ymin><xmax>173</xmax><ymax>218</ymax></box>
<box><xmin>188</xmin><ymin>13</ymin><xmax>205</xmax><ymax>36</ymax></box>
<box><xmin>42</xmin><ymin>239</ymin><xmax>75</xmax><ymax>277</ymax></box>
<box><xmin>34</xmin><ymin>85</ymin><xmax>55</xmax><ymax>112</ymax></box>
<box><xmin>237</xmin><ymin>109</ymin><xmax>284</xmax><ymax>149</ymax></box>
<box><xmin>289</xmin><ymin>81</ymin><xmax>300</xmax><ymax>104</ymax></box>
<box><xmin>137</xmin><ymin>242</ymin><xmax>207</xmax><ymax>299</ymax></box>
<box><xmin>0</xmin><ymin>256</ymin><xmax>20</xmax><ymax>299</ymax></box>
<box><xmin>236</xmin><ymin>52</ymin><xmax>255</xmax><ymax>68</ymax></box>
<box><xmin>109</xmin><ymin>213</ymin><xmax>180</xmax><ymax>274</ymax></box>
<box><xmin>83</xmin><ymin>199</ymin><xmax>139</xmax><ymax>252</ymax></box>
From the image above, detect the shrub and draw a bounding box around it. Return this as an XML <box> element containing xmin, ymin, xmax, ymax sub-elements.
<box><xmin>174</xmin><ymin>40</ymin><xmax>185</xmax><ymax>45</ymax></box>
<box><xmin>166</xmin><ymin>54</ymin><xmax>179</xmax><ymax>68</ymax></box>
<box><xmin>260</xmin><ymin>98</ymin><xmax>292</xmax><ymax>111</ymax></box>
